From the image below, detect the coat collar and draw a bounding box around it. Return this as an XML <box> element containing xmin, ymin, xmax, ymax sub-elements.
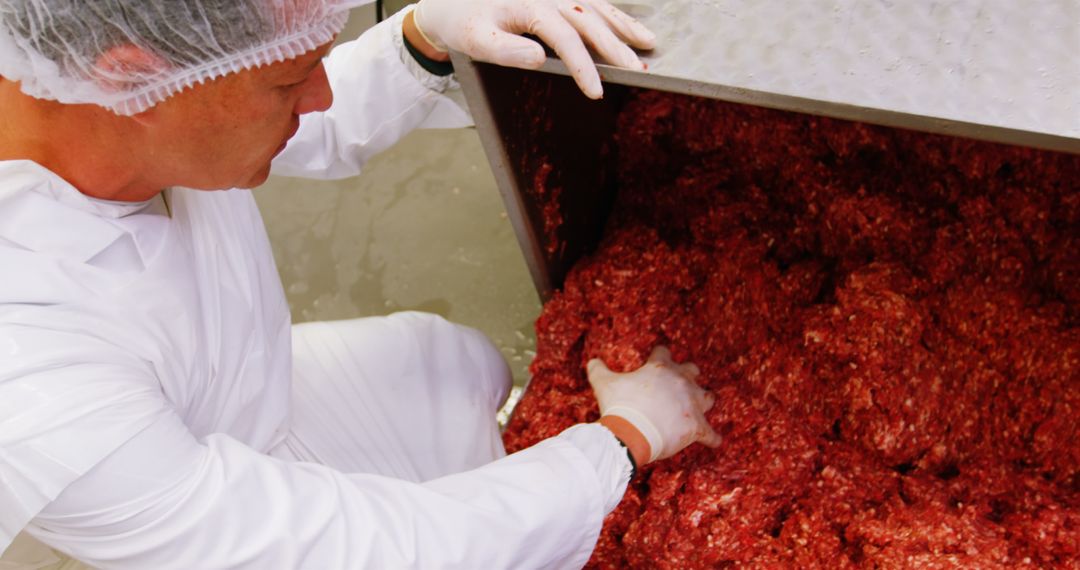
<box><xmin>0</xmin><ymin>160</ymin><xmax>167</xmax><ymax>267</ymax></box>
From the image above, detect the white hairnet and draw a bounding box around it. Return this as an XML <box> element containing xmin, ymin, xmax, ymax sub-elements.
<box><xmin>0</xmin><ymin>0</ymin><xmax>365</xmax><ymax>115</ymax></box>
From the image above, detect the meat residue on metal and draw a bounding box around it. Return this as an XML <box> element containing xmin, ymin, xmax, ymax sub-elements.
<box><xmin>533</xmin><ymin>161</ymin><xmax>565</xmax><ymax>257</ymax></box>
<box><xmin>504</xmin><ymin>91</ymin><xmax>1079</xmax><ymax>568</ymax></box>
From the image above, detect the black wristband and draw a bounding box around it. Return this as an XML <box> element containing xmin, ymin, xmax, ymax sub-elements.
<box><xmin>613</xmin><ymin>436</ymin><xmax>638</xmax><ymax>479</ymax></box>
<box><xmin>403</xmin><ymin>32</ymin><xmax>454</xmax><ymax>77</ymax></box>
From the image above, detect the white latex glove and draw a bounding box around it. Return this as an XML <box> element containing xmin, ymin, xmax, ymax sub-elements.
<box><xmin>413</xmin><ymin>0</ymin><xmax>656</xmax><ymax>99</ymax></box>
<box><xmin>587</xmin><ymin>347</ymin><xmax>722</xmax><ymax>463</ymax></box>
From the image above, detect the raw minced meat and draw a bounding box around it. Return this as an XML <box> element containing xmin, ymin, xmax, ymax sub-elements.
<box><xmin>502</xmin><ymin>91</ymin><xmax>1079</xmax><ymax>568</ymax></box>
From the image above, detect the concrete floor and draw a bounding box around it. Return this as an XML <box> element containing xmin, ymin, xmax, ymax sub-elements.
<box><xmin>255</xmin><ymin>127</ymin><xmax>542</xmax><ymax>386</ymax></box>
<box><xmin>256</xmin><ymin>6</ymin><xmax>541</xmax><ymax>388</ymax></box>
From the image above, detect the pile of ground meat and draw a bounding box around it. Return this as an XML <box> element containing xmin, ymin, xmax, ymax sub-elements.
<box><xmin>502</xmin><ymin>91</ymin><xmax>1079</xmax><ymax>568</ymax></box>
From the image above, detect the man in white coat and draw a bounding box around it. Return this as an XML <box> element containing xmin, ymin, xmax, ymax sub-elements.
<box><xmin>0</xmin><ymin>0</ymin><xmax>721</xmax><ymax>567</ymax></box>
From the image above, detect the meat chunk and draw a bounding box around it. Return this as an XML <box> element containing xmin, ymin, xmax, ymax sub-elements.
<box><xmin>504</xmin><ymin>91</ymin><xmax>1080</xmax><ymax>568</ymax></box>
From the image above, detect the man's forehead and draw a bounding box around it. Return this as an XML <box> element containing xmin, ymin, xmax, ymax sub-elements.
<box><xmin>262</xmin><ymin>40</ymin><xmax>333</xmax><ymax>76</ymax></box>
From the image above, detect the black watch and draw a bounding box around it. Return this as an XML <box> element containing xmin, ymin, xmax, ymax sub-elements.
<box><xmin>402</xmin><ymin>32</ymin><xmax>454</xmax><ymax>77</ymax></box>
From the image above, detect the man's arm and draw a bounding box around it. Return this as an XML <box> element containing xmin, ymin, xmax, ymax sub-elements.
<box><xmin>270</xmin><ymin>10</ymin><xmax>471</xmax><ymax>181</ymax></box>
<box><xmin>270</xmin><ymin>0</ymin><xmax>656</xmax><ymax>182</ymax></box>
<box><xmin>26</xmin><ymin>401</ymin><xmax>629</xmax><ymax>569</ymax></box>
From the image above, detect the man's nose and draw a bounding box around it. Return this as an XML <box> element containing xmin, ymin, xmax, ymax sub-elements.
<box><xmin>295</xmin><ymin>63</ymin><xmax>333</xmax><ymax>115</ymax></box>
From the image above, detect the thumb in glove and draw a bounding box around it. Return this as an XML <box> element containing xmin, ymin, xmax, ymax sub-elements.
<box><xmin>587</xmin><ymin>346</ymin><xmax>721</xmax><ymax>463</ymax></box>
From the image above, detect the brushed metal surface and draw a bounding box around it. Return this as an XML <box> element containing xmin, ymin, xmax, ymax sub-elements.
<box><xmin>453</xmin><ymin>0</ymin><xmax>1080</xmax><ymax>298</ymax></box>
<box><xmin>628</xmin><ymin>0</ymin><xmax>1079</xmax><ymax>145</ymax></box>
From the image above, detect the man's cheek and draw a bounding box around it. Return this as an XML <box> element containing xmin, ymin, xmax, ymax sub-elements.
<box><xmin>244</xmin><ymin>163</ymin><xmax>274</xmax><ymax>190</ymax></box>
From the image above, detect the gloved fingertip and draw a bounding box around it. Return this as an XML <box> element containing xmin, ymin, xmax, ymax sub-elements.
<box><xmin>616</xmin><ymin>49</ymin><xmax>643</xmax><ymax>72</ymax></box>
<box><xmin>701</xmin><ymin>429</ymin><xmax>723</xmax><ymax>448</ymax></box>
<box><xmin>482</xmin><ymin>33</ymin><xmax>547</xmax><ymax>70</ymax></box>
<box><xmin>648</xmin><ymin>345</ymin><xmax>672</xmax><ymax>362</ymax></box>
<box><xmin>621</xmin><ymin>20</ymin><xmax>657</xmax><ymax>50</ymax></box>
<box><xmin>635</xmin><ymin>29</ymin><xmax>657</xmax><ymax>50</ymax></box>
<box><xmin>577</xmin><ymin>76</ymin><xmax>603</xmax><ymax>99</ymax></box>
<box><xmin>586</xmin><ymin>358</ymin><xmax>611</xmax><ymax>378</ymax></box>
<box><xmin>503</xmin><ymin>44</ymin><xmax>547</xmax><ymax>70</ymax></box>
<box><xmin>522</xmin><ymin>46</ymin><xmax>548</xmax><ymax>69</ymax></box>
<box><xmin>703</xmin><ymin>391</ymin><xmax>716</xmax><ymax>409</ymax></box>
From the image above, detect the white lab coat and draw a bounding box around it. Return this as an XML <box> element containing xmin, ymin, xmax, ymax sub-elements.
<box><xmin>0</xmin><ymin>11</ymin><xmax>631</xmax><ymax>570</ymax></box>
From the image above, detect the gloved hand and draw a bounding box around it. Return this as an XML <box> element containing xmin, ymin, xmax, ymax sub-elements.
<box><xmin>588</xmin><ymin>347</ymin><xmax>722</xmax><ymax>463</ymax></box>
<box><xmin>412</xmin><ymin>0</ymin><xmax>656</xmax><ymax>99</ymax></box>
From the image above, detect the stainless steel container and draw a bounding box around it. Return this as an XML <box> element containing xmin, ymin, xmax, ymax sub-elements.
<box><xmin>452</xmin><ymin>0</ymin><xmax>1080</xmax><ymax>300</ymax></box>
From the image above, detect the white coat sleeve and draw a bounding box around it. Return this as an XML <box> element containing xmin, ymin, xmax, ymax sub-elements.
<box><xmin>26</xmin><ymin>406</ymin><xmax>632</xmax><ymax>569</ymax></box>
<box><xmin>270</xmin><ymin>8</ymin><xmax>473</xmax><ymax>181</ymax></box>
<box><xmin>0</xmin><ymin>325</ymin><xmax>175</xmax><ymax>553</ymax></box>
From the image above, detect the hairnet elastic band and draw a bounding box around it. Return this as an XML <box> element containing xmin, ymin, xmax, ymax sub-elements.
<box><xmin>102</xmin><ymin>13</ymin><xmax>349</xmax><ymax>115</ymax></box>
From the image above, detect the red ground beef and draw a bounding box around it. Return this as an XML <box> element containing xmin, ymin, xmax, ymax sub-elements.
<box><xmin>502</xmin><ymin>91</ymin><xmax>1080</xmax><ymax>568</ymax></box>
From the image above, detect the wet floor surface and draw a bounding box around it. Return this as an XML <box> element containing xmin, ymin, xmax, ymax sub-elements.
<box><xmin>257</xmin><ymin>6</ymin><xmax>542</xmax><ymax>388</ymax></box>
<box><xmin>255</xmin><ymin>127</ymin><xmax>542</xmax><ymax>387</ymax></box>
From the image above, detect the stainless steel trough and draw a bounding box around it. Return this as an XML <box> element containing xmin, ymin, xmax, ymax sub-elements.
<box><xmin>452</xmin><ymin>0</ymin><xmax>1080</xmax><ymax>299</ymax></box>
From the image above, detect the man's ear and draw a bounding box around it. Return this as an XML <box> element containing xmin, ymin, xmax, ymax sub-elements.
<box><xmin>93</xmin><ymin>44</ymin><xmax>169</xmax><ymax>91</ymax></box>
<box><xmin>94</xmin><ymin>44</ymin><xmax>170</xmax><ymax>123</ymax></box>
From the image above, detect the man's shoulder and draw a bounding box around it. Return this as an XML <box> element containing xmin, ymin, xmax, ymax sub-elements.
<box><xmin>0</xmin><ymin>160</ymin><xmax>150</xmax><ymax>272</ymax></box>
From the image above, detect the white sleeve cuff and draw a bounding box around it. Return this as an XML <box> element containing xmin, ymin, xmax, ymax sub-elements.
<box><xmin>390</xmin><ymin>6</ymin><xmax>459</xmax><ymax>94</ymax></box>
<box><xmin>553</xmin><ymin>423</ymin><xmax>633</xmax><ymax>515</ymax></box>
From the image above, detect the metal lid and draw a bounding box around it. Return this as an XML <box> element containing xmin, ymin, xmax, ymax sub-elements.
<box><xmin>530</xmin><ymin>0</ymin><xmax>1079</xmax><ymax>154</ymax></box>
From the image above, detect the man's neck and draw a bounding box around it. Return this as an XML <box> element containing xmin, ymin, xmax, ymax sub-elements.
<box><xmin>0</xmin><ymin>80</ymin><xmax>163</xmax><ymax>202</ymax></box>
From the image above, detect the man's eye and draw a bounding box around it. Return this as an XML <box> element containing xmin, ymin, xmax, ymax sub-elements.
<box><xmin>279</xmin><ymin>75</ymin><xmax>307</xmax><ymax>88</ymax></box>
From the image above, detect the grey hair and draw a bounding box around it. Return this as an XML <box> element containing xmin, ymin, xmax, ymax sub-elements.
<box><xmin>2</xmin><ymin>0</ymin><xmax>271</xmax><ymax>77</ymax></box>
